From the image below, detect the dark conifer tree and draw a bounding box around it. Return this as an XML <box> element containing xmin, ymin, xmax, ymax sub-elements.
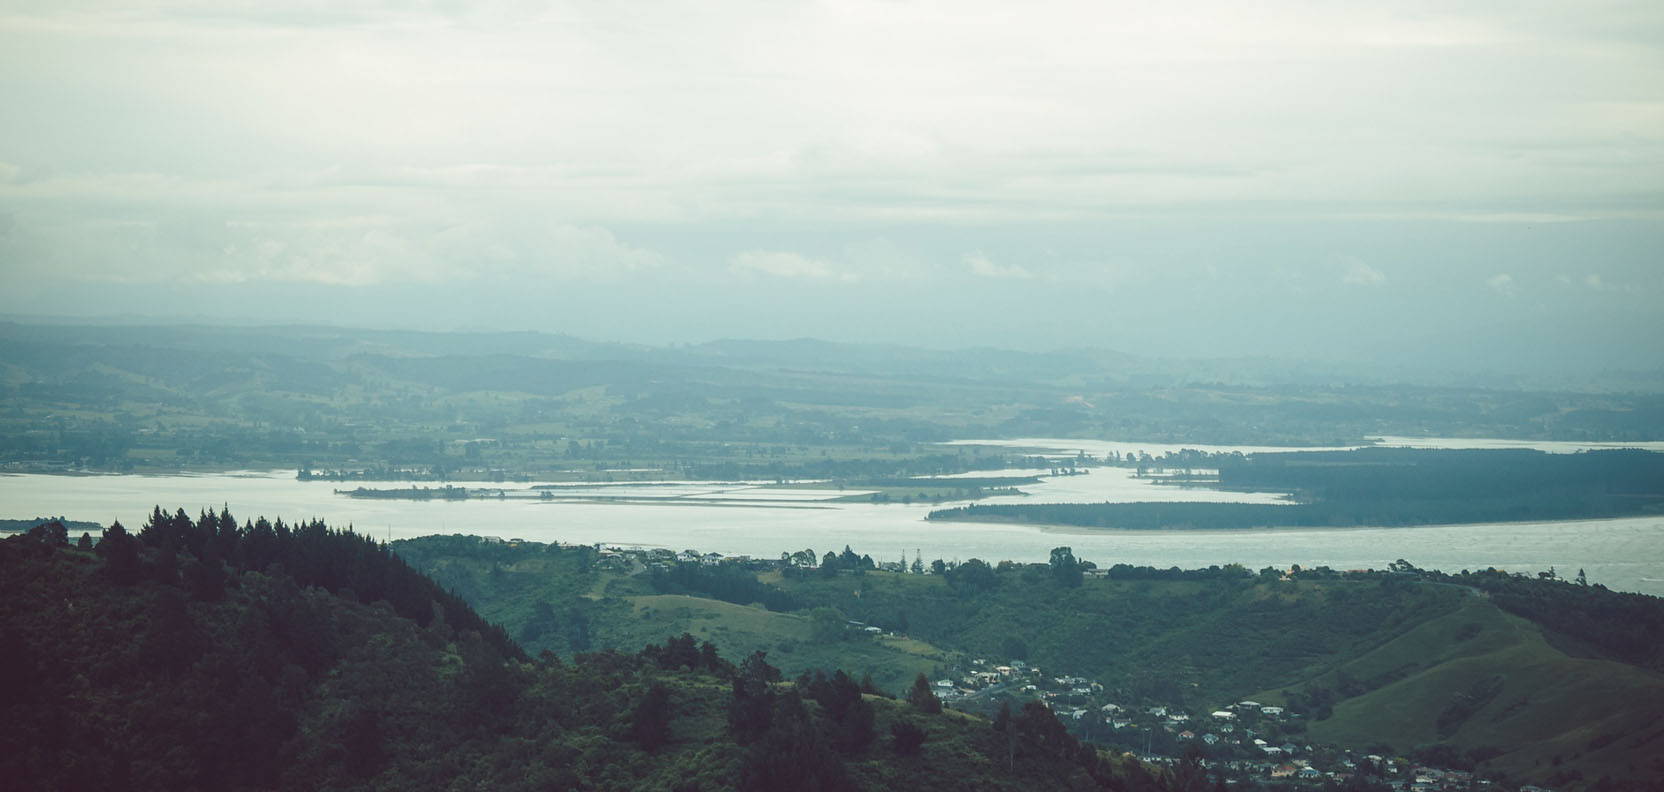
<box><xmin>890</xmin><ymin>718</ymin><xmax>926</xmax><ymax>756</ymax></box>
<box><xmin>737</xmin><ymin>691</ymin><xmax>852</xmax><ymax>792</ymax></box>
<box><xmin>28</xmin><ymin>520</ymin><xmax>68</xmax><ymax>546</ymax></box>
<box><xmin>728</xmin><ymin>651</ymin><xmax>779</xmax><ymax>742</ymax></box>
<box><xmin>629</xmin><ymin>683</ymin><xmax>673</xmax><ymax>752</ymax></box>
<box><xmin>907</xmin><ymin>673</ymin><xmax>942</xmax><ymax>714</ymax></box>
<box><xmin>97</xmin><ymin>521</ymin><xmax>141</xmax><ymax>585</ymax></box>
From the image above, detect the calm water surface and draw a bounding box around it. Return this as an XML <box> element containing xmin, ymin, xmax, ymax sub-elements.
<box><xmin>4</xmin><ymin>436</ymin><xmax>1660</xmax><ymax>595</ymax></box>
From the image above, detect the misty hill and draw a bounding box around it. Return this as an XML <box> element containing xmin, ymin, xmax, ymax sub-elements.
<box><xmin>4</xmin><ymin>320</ymin><xmax>1661</xmax><ymax>477</ymax></box>
<box><xmin>0</xmin><ymin>517</ymin><xmax>1171</xmax><ymax>792</ymax></box>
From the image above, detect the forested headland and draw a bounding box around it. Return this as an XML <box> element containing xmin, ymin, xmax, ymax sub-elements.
<box><xmin>928</xmin><ymin>447</ymin><xmax>1664</xmax><ymax>529</ymax></box>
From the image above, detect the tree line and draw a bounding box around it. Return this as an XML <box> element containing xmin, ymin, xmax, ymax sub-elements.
<box><xmin>3</xmin><ymin>518</ymin><xmax>1187</xmax><ymax>792</ymax></box>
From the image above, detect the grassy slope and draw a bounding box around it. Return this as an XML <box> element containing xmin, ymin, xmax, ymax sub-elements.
<box><xmin>395</xmin><ymin>539</ymin><xmax>955</xmax><ymax>695</ymax></box>
<box><xmin>1267</xmin><ymin>596</ymin><xmax>1664</xmax><ymax>786</ymax></box>
<box><xmin>775</xmin><ymin>572</ymin><xmax>1467</xmax><ymax>705</ymax></box>
<box><xmin>763</xmin><ymin>572</ymin><xmax>1664</xmax><ymax>789</ymax></box>
<box><xmin>605</xmin><ymin>593</ymin><xmax>950</xmax><ymax>693</ymax></box>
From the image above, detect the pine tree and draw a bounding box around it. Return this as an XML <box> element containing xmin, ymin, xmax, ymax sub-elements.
<box><xmin>890</xmin><ymin>718</ymin><xmax>925</xmax><ymax>755</ymax></box>
<box><xmin>629</xmin><ymin>683</ymin><xmax>673</xmax><ymax>752</ymax></box>
<box><xmin>993</xmin><ymin>701</ymin><xmax>1016</xmax><ymax>770</ymax></box>
<box><xmin>97</xmin><ymin>521</ymin><xmax>141</xmax><ymax>585</ymax></box>
<box><xmin>907</xmin><ymin>673</ymin><xmax>941</xmax><ymax>714</ymax></box>
<box><xmin>729</xmin><ymin>651</ymin><xmax>779</xmax><ymax>741</ymax></box>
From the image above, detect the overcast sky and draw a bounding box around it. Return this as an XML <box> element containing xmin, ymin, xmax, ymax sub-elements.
<box><xmin>1</xmin><ymin>0</ymin><xmax>1660</xmax><ymax>374</ymax></box>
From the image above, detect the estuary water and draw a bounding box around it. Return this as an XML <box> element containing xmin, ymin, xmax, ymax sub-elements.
<box><xmin>3</xmin><ymin>436</ymin><xmax>1662</xmax><ymax>595</ymax></box>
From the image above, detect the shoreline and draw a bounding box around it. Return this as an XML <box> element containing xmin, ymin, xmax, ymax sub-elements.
<box><xmin>915</xmin><ymin>512</ymin><xmax>1664</xmax><ymax>536</ymax></box>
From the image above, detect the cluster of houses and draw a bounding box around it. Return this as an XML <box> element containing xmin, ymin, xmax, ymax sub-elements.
<box><xmin>588</xmin><ymin>545</ymin><xmax>757</xmax><ymax>573</ymax></box>
<box><xmin>926</xmin><ymin>655</ymin><xmax>1512</xmax><ymax>789</ymax></box>
<box><xmin>564</xmin><ymin>542</ymin><xmax>1528</xmax><ymax>791</ymax></box>
<box><xmin>1138</xmin><ymin>753</ymin><xmax>1499</xmax><ymax>791</ymax></box>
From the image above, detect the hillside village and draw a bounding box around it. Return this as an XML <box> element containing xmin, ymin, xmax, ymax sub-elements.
<box><xmin>934</xmin><ymin>657</ymin><xmax>1494</xmax><ymax>791</ymax></box>
<box><xmin>481</xmin><ymin>537</ymin><xmax>1544</xmax><ymax>791</ymax></box>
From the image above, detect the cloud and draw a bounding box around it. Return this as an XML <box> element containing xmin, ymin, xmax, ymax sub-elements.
<box><xmin>1487</xmin><ymin>273</ymin><xmax>1517</xmax><ymax>296</ymax></box>
<box><xmin>729</xmin><ymin>250</ymin><xmax>860</xmax><ymax>283</ymax></box>
<box><xmin>0</xmin><ymin>206</ymin><xmax>663</xmax><ymax>287</ymax></box>
<box><xmin>1342</xmin><ymin>261</ymin><xmax>1387</xmax><ymax>286</ymax></box>
<box><xmin>5</xmin><ymin>0</ymin><xmax>1661</xmax><ymax>232</ymax></box>
<box><xmin>966</xmin><ymin>253</ymin><xmax>1034</xmax><ymax>280</ymax></box>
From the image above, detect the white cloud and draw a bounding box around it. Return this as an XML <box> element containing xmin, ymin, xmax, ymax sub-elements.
<box><xmin>2</xmin><ymin>0</ymin><xmax>1660</xmax><ymax>235</ymax></box>
<box><xmin>966</xmin><ymin>253</ymin><xmax>1034</xmax><ymax>280</ymax></box>
<box><xmin>1342</xmin><ymin>261</ymin><xmax>1387</xmax><ymax>286</ymax></box>
<box><xmin>0</xmin><ymin>204</ymin><xmax>663</xmax><ymax>287</ymax></box>
<box><xmin>730</xmin><ymin>250</ymin><xmax>860</xmax><ymax>283</ymax></box>
<box><xmin>0</xmin><ymin>0</ymin><xmax>1660</xmax><ymax>364</ymax></box>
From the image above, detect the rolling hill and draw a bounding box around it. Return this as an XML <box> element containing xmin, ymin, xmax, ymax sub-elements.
<box><xmin>392</xmin><ymin>535</ymin><xmax>1664</xmax><ymax>790</ymax></box>
<box><xmin>0</xmin><ymin>517</ymin><xmax>1167</xmax><ymax>792</ymax></box>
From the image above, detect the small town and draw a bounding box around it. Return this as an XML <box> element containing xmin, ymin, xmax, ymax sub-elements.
<box><xmin>556</xmin><ymin>539</ymin><xmax>1529</xmax><ymax>791</ymax></box>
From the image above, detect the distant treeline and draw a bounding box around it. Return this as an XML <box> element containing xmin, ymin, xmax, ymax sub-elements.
<box><xmin>683</xmin><ymin>453</ymin><xmax>1020</xmax><ymax>482</ymax></box>
<box><xmin>649</xmin><ymin>562</ymin><xmax>804</xmax><ymax>612</ymax></box>
<box><xmin>3</xmin><ymin>511</ymin><xmax>1176</xmax><ymax>792</ymax></box>
<box><xmin>1398</xmin><ymin>561</ymin><xmax>1664</xmax><ymax>672</ymax></box>
<box><xmin>847</xmin><ymin>476</ymin><xmax>1041</xmax><ymax>488</ymax></box>
<box><xmin>0</xmin><ymin>517</ymin><xmax>102</xmax><ymax>534</ymax></box>
<box><xmin>92</xmin><ymin>505</ymin><xmax>519</xmax><ymax>659</ymax></box>
<box><xmin>1218</xmin><ymin>447</ymin><xmax>1664</xmax><ymax>499</ymax></box>
<box><xmin>929</xmin><ymin>448</ymin><xmax>1664</xmax><ymax>529</ymax></box>
<box><xmin>341</xmin><ymin>485</ymin><xmax>475</xmax><ymax>500</ymax></box>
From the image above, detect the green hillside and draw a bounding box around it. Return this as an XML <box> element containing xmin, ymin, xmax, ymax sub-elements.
<box><xmin>1263</xmin><ymin>597</ymin><xmax>1664</xmax><ymax>788</ymax></box>
<box><xmin>1</xmin><ymin>518</ymin><xmax>1172</xmax><ymax>792</ymax></box>
<box><xmin>391</xmin><ymin>536</ymin><xmax>1664</xmax><ymax>790</ymax></box>
<box><xmin>771</xmin><ymin>566</ymin><xmax>1464</xmax><ymax>704</ymax></box>
<box><xmin>392</xmin><ymin>536</ymin><xmax>954</xmax><ymax>693</ymax></box>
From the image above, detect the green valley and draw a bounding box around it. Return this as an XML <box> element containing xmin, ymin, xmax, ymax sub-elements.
<box><xmin>394</xmin><ymin>535</ymin><xmax>1664</xmax><ymax>791</ymax></box>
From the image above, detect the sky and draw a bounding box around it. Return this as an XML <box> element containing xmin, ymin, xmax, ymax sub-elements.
<box><xmin>1</xmin><ymin>0</ymin><xmax>1661</xmax><ymax>376</ymax></box>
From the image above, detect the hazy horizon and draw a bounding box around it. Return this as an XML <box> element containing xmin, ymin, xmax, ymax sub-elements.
<box><xmin>3</xmin><ymin>0</ymin><xmax>1661</xmax><ymax>378</ymax></box>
